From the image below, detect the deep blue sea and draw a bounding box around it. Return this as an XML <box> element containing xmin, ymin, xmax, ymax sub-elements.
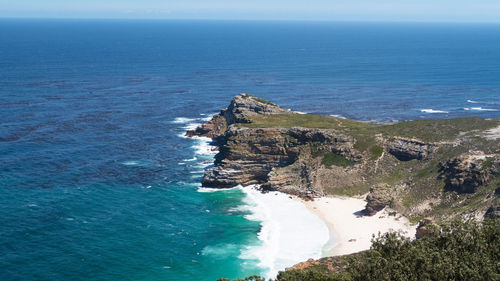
<box><xmin>1</xmin><ymin>19</ymin><xmax>500</xmax><ymax>281</ymax></box>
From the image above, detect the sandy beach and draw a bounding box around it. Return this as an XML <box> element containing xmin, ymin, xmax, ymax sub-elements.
<box><xmin>303</xmin><ymin>196</ymin><xmax>416</xmax><ymax>256</ymax></box>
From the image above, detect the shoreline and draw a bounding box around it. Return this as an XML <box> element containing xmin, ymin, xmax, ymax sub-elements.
<box><xmin>238</xmin><ymin>186</ymin><xmax>329</xmax><ymax>279</ymax></box>
<box><xmin>299</xmin><ymin>195</ymin><xmax>416</xmax><ymax>257</ymax></box>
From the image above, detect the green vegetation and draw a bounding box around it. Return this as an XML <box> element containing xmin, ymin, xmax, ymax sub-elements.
<box><xmin>241</xmin><ymin>114</ymin><xmax>372</xmax><ymax>130</ymax></box>
<box><xmin>240</xmin><ymin>93</ymin><xmax>276</xmax><ymax>105</ymax></box>
<box><xmin>369</xmin><ymin>145</ymin><xmax>383</xmax><ymax>160</ymax></box>
<box><xmin>255</xmin><ymin>97</ymin><xmax>275</xmax><ymax>106</ymax></box>
<box><xmin>482</xmin><ymin>157</ymin><xmax>494</xmax><ymax>170</ymax></box>
<box><xmin>242</xmin><ymin>114</ymin><xmax>500</xmax><ymax>144</ymax></box>
<box><xmin>227</xmin><ymin>219</ymin><xmax>500</xmax><ymax>281</ymax></box>
<box><xmin>313</xmin><ymin>151</ymin><xmax>355</xmax><ymax>168</ymax></box>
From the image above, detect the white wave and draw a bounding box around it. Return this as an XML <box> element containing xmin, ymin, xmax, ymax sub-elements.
<box><xmin>420</xmin><ymin>109</ymin><xmax>449</xmax><ymax>114</ymax></box>
<box><xmin>191</xmin><ymin>136</ymin><xmax>217</xmax><ymax>156</ymax></box>
<box><xmin>294</xmin><ymin>111</ymin><xmax>307</xmax><ymax>115</ymax></box>
<box><xmin>182</xmin><ymin>157</ymin><xmax>198</xmax><ymax>162</ymax></box>
<box><xmin>238</xmin><ymin>185</ymin><xmax>329</xmax><ymax>279</ymax></box>
<box><xmin>183</xmin><ymin>122</ymin><xmax>202</xmax><ymax>131</ymax></box>
<box><xmin>464</xmin><ymin>107</ymin><xmax>497</xmax><ymax>112</ymax></box>
<box><xmin>121</xmin><ymin>160</ymin><xmax>150</xmax><ymax>167</ymax></box>
<box><xmin>330</xmin><ymin>114</ymin><xmax>346</xmax><ymax>119</ymax></box>
<box><xmin>467</xmin><ymin>99</ymin><xmax>479</xmax><ymax>103</ymax></box>
<box><xmin>201</xmin><ymin>115</ymin><xmax>214</xmax><ymax>121</ymax></box>
<box><xmin>171</xmin><ymin>117</ymin><xmax>197</xmax><ymax>124</ymax></box>
<box><xmin>198</xmin><ymin>187</ymin><xmax>222</xmax><ymax>193</ymax></box>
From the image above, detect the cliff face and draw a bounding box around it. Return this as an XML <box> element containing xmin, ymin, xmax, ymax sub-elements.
<box><xmin>186</xmin><ymin>93</ymin><xmax>291</xmax><ymax>138</ymax></box>
<box><xmin>187</xmin><ymin>94</ymin><xmax>500</xmax><ymax>220</ymax></box>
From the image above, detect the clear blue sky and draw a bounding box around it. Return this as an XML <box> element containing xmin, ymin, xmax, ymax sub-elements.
<box><xmin>1</xmin><ymin>0</ymin><xmax>500</xmax><ymax>22</ymax></box>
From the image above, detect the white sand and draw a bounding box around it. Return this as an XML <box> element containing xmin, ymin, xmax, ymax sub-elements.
<box><xmin>302</xmin><ymin>196</ymin><xmax>416</xmax><ymax>256</ymax></box>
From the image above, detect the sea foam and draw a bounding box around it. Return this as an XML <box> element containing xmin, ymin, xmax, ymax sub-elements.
<box><xmin>191</xmin><ymin>136</ymin><xmax>217</xmax><ymax>156</ymax></box>
<box><xmin>171</xmin><ymin>117</ymin><xmax>197</xmax><ymax>124</ymax></box>
<box><xmin>420</xmin><ymin>109</ymin><xmax>449</xmax><ymax>114</ymax></box>
<box><xmin>330</xmin><ymin>114</ymin><xmax>347</xmax><ymax>119</ymax></box>
<box><xmin>238</xmin><ymin>185</ymin><xmax>329</xmax><ymax>279</ymax></box>
<box><xmin>464</xmin><ymin>107</ymin><xmax>497</xmax><ymax>111</ymax></box>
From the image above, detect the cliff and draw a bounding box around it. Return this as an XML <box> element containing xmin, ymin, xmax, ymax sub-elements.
<box><xmin>187</xmin><ymin>94</ymin><xmax>500</xmax><ymax>221</ymax></box>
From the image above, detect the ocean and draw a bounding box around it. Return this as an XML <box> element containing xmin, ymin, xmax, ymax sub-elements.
<box><xmin>1</xmin><ymin>19</ymin><xmax>500</xmax><ymax>281</ymax></box>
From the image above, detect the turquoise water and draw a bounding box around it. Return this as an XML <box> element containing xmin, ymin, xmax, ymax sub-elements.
<box><xmin>1</xmin><ymin>19</ymin><xmax>500</xmax><ymax>281</ymax></box>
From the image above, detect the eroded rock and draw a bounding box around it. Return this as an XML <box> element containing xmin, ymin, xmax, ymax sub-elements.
<box><xmin>386</xmin><ymin>137</ymin><xmax>436</xmax><ymax>161</ymax></box>
<box><xmin>439</xmin><ymin>154</ymin><xmax>499</xmax><ymax>193</ymax></box>
<box><xmin>364</xmin><ymin>184</ymin><xmax>393</xmax><ymax>216</ymax></box>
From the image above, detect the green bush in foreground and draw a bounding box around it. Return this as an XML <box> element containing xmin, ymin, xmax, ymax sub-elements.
<box><xmin>222</xmin><ymin>219</ymin><xmax>499</xmax><ymax>281</ymax></box>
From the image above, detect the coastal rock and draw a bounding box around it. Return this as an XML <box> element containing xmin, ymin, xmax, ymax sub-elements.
<box><xmin>221</xmin><ymin>93</ymin><xmax>292</xmax><ymax>124</ymax></box>
<box><xmin>202</xmin><ymin>126</ymin><xmax>298</xmax><ymax>188</ymax></box>
<box><xmin>364</xmin><ymin>184</ymin><xmax>393</xmax><ymax>216</ymax></box>
<box><xmin>202</xmin><ymin>125</ymin><xmax>359</xmax><ymax>195</ymax></box>
<box><xmin>386</xmin><ymin>137</ymin><xmax>436</xmax><ymax>161</ymax></box>
<box><xmin>186</xmin><ymin>93</ymin><xmax>291</xmax><ymax>138</ymax></box>
<box><xmin>439</xmin><ymin>154</ymin><xmax>499</xmax><ymax>193</ymax></box>
<box><xmin>185</xmin><ymin>114</ymin><xmax>227</xmax><ymax>138</ymax></box>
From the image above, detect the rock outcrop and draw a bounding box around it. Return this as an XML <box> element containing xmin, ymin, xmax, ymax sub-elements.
<box><xmin>439</xmin><ymin>154</ymin><xmax>500</xmax><ymax>193</ymax></box>
<box><xmin>415</xmin><ymin>217</ymin><xmax>437</xmax><ymax>239</ymax></box>
<box><xmin>202</xmin><ymin>126</ymin><xmax>299</xmax><ymax>188</ymax></box>
<box><xmin>186</xmin><ymin>93</ymin><xmax>291</xmax><ymax>138</ymax></box>
<box><xmin>364</xmin><ymin>184</ymin><xmax>394</xmax><ymax>215</ymax></box>
<box><xmin>485</xmin><ymin>186</ymin><xmax>500</xmax><ymax>219</ymax></box>
<box><xmin>386</xmin><ymin>137</ymin><xmax>436</xmax><ymax>161</ymax></box>
<box><xmin>202</xmin><ymin>125</ymin><xmax>360</xmax><ymax>196</ymax></box>
<box><xmin>221</xmin><ymin>93</ymin><xmax>291</xmax><ymax>124</ymax></box>
<box><xmin>185</xmin><ymin>114</ymin><xmax>227</xmax><ymax>138</ymax></box>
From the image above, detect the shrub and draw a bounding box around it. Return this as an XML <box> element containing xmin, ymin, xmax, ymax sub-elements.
<box><xmin>231</xmin><ymin>218</ymin><xmax>500</xmax><ymax>281</ymax></box>
<box><xmin>370</xmin><ymin>145</ymin><xmax>383</xmax><ymax>160</ymax></box>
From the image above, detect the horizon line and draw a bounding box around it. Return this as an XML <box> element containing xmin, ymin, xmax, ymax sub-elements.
<box><xmin>1</xmin><ymin>16</ymin><xmax>500</xmax><ymax>25</ymax></box>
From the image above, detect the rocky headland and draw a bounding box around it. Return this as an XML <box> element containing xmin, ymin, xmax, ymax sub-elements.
<box><xmin>188</xmin><ymin>93</ymin><xmax>500</xmax><ymax>222</ymax></box>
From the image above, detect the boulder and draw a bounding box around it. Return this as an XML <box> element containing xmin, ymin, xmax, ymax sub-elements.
<box><xmin>364</xmin><ymin>184</ymin><xmax>393</xmax><ymax>216</ymax></box>
<box><xmin>415</xmin><ymin>217</ymin><xmax>436</xmax><ymax>239</ymax></box>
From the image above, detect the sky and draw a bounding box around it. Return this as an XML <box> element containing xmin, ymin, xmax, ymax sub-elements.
<box><xmin>1</xmin><ymin>0</ymin><xmax>500</xmax><ymax>23</ymax></box>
